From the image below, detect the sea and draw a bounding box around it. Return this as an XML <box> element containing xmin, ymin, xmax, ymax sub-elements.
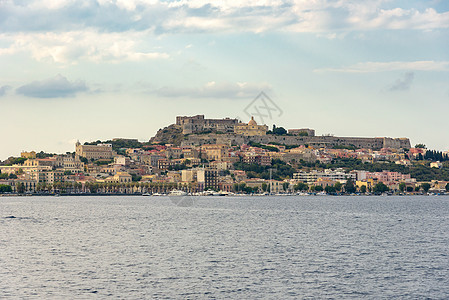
<box><xmin>1</xmin><ymin>195</ymin><xmax>448</xmax><ymax>299</ymax></box>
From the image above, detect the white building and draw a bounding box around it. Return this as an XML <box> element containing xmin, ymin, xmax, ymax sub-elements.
<box><xmin>293</xmin><ymin>169</ymin><xmax>356</xmax><ymax>184</ymax></box>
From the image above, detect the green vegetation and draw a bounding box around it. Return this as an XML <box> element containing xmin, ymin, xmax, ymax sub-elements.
<box><xmin>399</xmin><ymin>182</ymin><xmax>406</xmax><ymax>192</ymax></box>
<box><xmin>313</xmin><ymin>185</ymin><xmax>324</xmax><ymax>192</ymax></box>
<box><xmin>234</xmin><ymin>159</ymin><xmax>296</xmax><ymax>180</ymax></box>
<box><xmin>5</xmin><ymin>157</ymin><xmax>27</xmax><ymax>166</ymax></box>
<box><xmin>94</xmin><ymin>159</ymin><xmax>113</xmax><ymax>166</ymax></box>
<box><xmin>293</xmin><ymin>182</ymin><xmax>308</xmax><ymax>191</ymax></box>
<box><xmin>424</xmin><ymin>150</ymin><xmax>449</xmax><ymax>161</ymax></box>
<box><xmin>248</xmin><ymin>141</ymin><xmax>279</xmax><ymax>152</ymax></box>
<box><xmin>168</xmin><ymin>163</ymin><xmax>189</xmax><ymax>171</ymax></box>
<box><xmin>131</xmin><ymin>174</ymin><xmax>142</xmax><ymax>182</ymax></box>
<box><xmin>84</xmin><ymin>139</ymin><xmax>151</xmax><ymax>151</ymax></box>
<box><xmin>415</xmin><ymin>144</ymin><xmax>426</xmax><ymax>149</ymax></box>
<box><xmin>36</xmin><ymin>151</ymin><xmax>55</xmax><ymax>158</ymax></box>
<box><xmin>332</xmin><ymin>145</ymin><xmax>357</xmax><ymax>150</ymax></box>
<box><xmin>373</xmin><ymin>182</ymin><xmax>389</xmax><ymax>194</ymax></box>
<box><xmin>0</xmin><ymin>184</ymin><xmax>12</xmax><ymax>193</ymax></box>
<box><xmin>344</xmin><ymin>179</ymin><xmax>357</xmax><ymax>194</ymax></box>
<box><xmin>0</xmin><ymin>173</ymin><xmax>17</xmax><ymax>179</ymax></box>
<box><xmin>325</xmin><ymin>185</ymin><xmax>336</xmax><ymax>193</ymax></box>
<box><xmin>16</xmin><ymin>182</ymin><xmax>25</xmax><ymax>194</ymax></box>
<box><xmin>267</xmin><ymin>125</ymin><xmax>288</xmax><ymax>135</ymax></box>
<box><xmin>420</xmin><ymin>182</ymin><xmax>431</xmax><ymax>193</ymax></box>
<box><xmin>233</xmin><ymin>183</ymin><xmax>259</xmax><ymax>194</ymax></box>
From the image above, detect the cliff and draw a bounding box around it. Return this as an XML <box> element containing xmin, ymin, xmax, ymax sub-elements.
<box><xmin>149</xmin><ymin>124</ymin><xmax>184</xmax><ymax>146</ymax></box>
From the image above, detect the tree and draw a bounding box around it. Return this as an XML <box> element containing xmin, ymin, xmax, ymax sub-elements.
<box><xmin>282</xmin><ymin>182</ymin><xmax>289</xmax><ymax>192</ymax></box>
<box><xmin>294</xmin><ymin>182</ymin><xmax>308</xmax><ymax>192</ymax></box>
<box><xmin>131</xmin><ymin>174</ymin><xmax>142</xmax><ymax>182</ymax></box>
<box><xmin>314</xmin><ymin>185</ymin><xmax>323</xmax><ymax>192</ymax></box>
<box><xmin>0</xmin><ymin>184</ymin><xmax>12</xmax><ymax>193</ymax></box>
<box><xmin>406</xmin><ymin>186</ymin><xmax>414</xmax><ymax>192</ymax></box>
<box><xmin>373</xmin><ymin>182</ymin><xmax>389</xmax><ymax>194</ymax></box>
<box><xmin>415</xmin><ymin>144</ymin><xmax>426</xmax><ymax>149</ymax></box>
<box><xmin>360</xmin><ymin>185</ymin><xmax>367</xmax><ymax>193</ymax></box>
<box><xmin>262</xmin><ymin>183</ymin><xmax>268</xmax><ymax>192</ymax></box>
<box><xmin>334</xmin><ymin>182</ymin><xmax>342</xmax><ymax>192</ymax></box>
<box><xmin>325</xmin><ymin>185</ymin><xmax>336</xmax><ymax>193</ymax></box>
<box><xmin>446</xmin><ymin>183</ymin><xmax>449</xmax><ymax>192</ymax></box>
<box><xmin>16</xmin><ymin>182</ymin><xmax>25</xmax><ymax>194</ymax></box>
<box><xmin>344</xmin><ymin>179</ymin><xmax>357</xmax><ymax>194</ymax></box>
<box><xmin>399</xmin><ymin>182</ymin><xmax>406</xmax><ymax>192</ymax></box>
<box><xmin>271</xmin><ymin>125</ymin><xmax>287</xmax><ymax>135</ymax></box>
<box><xmin>421</xmin><ymin>182</ymin><xmax>431</xmax><ymax>193</ymax></box>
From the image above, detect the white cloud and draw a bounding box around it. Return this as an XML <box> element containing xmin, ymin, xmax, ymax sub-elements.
<box><xmin>388</xmin><ymin>72</ymin><xmax>414</xmax><ymax>91</ymax></box>
<box><xmin>16</xmin><ymin>74</ymin><xmax>88</xmax><ymax>98</ymax></box>
<box><xmin>155</xmin><ymin>81</ymin><xmax>272</xmax><ymax>98</ymax></box>
<box><xmin>0</xmin><ymin>31</ymin><xmax>169</xmax><ymax>64</ymax></box>
<box><xmin>0</xmin><ymin>0</ymin><xmax>447</xmax><ymax>35</ymax></box>
<box><xmin>314</xmin><ymin>61</ymin><xmax>449</xmax><ymax>73</ymax></box>
<box><xmin>0</xmin><ymin>85</ymin><xmax>11</xmax><ymax>96</ymax></box>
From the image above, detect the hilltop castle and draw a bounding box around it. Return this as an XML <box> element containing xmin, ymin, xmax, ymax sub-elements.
<box><xmin>160</xmin><ymin>115</ymin><xmax>412</xmax><ymax>150</ymax></box>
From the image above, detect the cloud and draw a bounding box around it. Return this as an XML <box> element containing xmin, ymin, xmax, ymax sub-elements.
<box><xmin>0</xmin><ymin>2</ymin><xmax>447</xmax><ymax>66</ymax></box>
<box><xmin>388</xmin><ymin>72</ymin><xmax>415</xmax><ymax>91</ymax></box>
<box><xmin>16</xmin><ymin>74</ymin><xmax>88</xmax><ymax>98</ymax></box>
<box><xmin>0</xmin><ymin>31</ymin><xmax>169</xmax><ymax>64</ymax></box>
<box><xmin>0</xmin><ymin>1</ymin><xmax>447</xmax><ymax>35</ymax></box>
<box><xmin>314</xmin><ymin>61</ymin><xmax>449</xmax><ymax>73</ymax></box>
<box><xmin>0</xmin><ymin>85</ymin><xmax>12</xmax><ymax>96</ymax></box>
<box><xmin>155</xmin><ymin>81</ymin><xmax>272</xmax><ymax>99</ymax></box>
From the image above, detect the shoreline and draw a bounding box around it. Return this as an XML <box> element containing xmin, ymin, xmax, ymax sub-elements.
<box><xmin>1</xmin><ymin>192</ymin><xmax>448</xmax><ymax>197</ymax></box>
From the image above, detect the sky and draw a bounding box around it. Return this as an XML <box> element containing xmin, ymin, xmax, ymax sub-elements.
<box><xmin>0</xmin><ymin>0</ymin><xmax>448</xmax><ymax>160</ymax></box>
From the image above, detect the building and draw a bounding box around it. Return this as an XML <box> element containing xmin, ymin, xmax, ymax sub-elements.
<box><xmin>234</xmin><ymin>117</ymin><xmax>268</xmax><ymax>136</ymax></box>
<box><xmin>75</xmin><ymin>141</ymin><xmax>113</xmax><ymax>160</ymax></box>
<box><xmin>24</xmin><ymin>158</ymin><xmax>57</xmax><ymax>168</ymax></box>
<box><xmin>181</xmin><ymin>168</ymin><xmax>218</xmax><ymax>191</ymax></box>
<box><xmin>293</xmin><ymin>169</ymin><xmax>356</xmax><ymax>184</ymax></box>
<box><xmin>105</xmin><ymin>172</ymin><xmax>132</xmax><ymax>183</ymax></box>
<box><xmin>200</xmin><ymin>144</ymin><xmax>229</xmax><ymax>161</ymax></box>
<box><xmin>34</xmin><ymin>170</ymin><xmax>64</xmax><ymax>184</ymax></box>
<box><xmin>57</xmin><ymin>155</ymin><xmax>84</xmax><ymax>172</ymax></box>
<box><xmin>288</xmin><ymin>128</ymin><xmax>315</xmax><ymax>137</ymax></box>
<box><xmin>21</xmin><ymin>151</ymin><xmax>36</xmax><ymax>159</ymax></box>
<box><xmin>430</xmin><ymin>161</ymin><xmax>443</xmax><ymax>169</ymax></box>
<box><xmin>114</xmin><ymin>156</ymin><xmax>131</xmax><ymax>166</ymax></box>
<box><xmin>176</xmin><ymin>115</ymin><xmax>239</xmax><ymax>134</ymax></box>
<box><xmin>242</xmin><ymin>153</ymin><xmax>272</xmax><ymax>166</ymax></box>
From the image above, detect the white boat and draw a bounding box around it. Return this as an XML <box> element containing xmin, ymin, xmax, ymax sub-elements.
<box><xmin>169</xmin><ymin>190</ymin><xmax>187</xmax><ymax>196</ymax></box>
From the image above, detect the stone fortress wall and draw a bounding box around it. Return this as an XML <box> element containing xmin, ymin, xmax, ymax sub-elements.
<box><xmin>176</xmin><ymin>115</ymin><xmax>411</xmax><ymax>150</ymax></box>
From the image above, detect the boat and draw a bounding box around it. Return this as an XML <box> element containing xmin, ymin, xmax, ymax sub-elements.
<box><xmin>169</xmin><ymin>190</ymin><xmax>187</xmax><ymax>196</ymax></box>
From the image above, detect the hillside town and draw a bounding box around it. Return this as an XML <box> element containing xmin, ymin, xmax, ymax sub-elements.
<box><xmin>1</xmin><ymin>115</ymin><xmax>448</xmax><ymax>196</ymax></box>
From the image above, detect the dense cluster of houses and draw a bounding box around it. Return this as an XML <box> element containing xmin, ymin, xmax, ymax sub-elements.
<box><xmin>1</xmin><ymin>139</ymin><xmax>447</xmax><ymax>195</ymax></box>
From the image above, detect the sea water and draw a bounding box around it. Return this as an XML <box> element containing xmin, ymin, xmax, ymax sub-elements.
<box><xmin>1</xmin><ymin>195</ymin><xmax>448</xmax><ymax>298</ymax></box>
